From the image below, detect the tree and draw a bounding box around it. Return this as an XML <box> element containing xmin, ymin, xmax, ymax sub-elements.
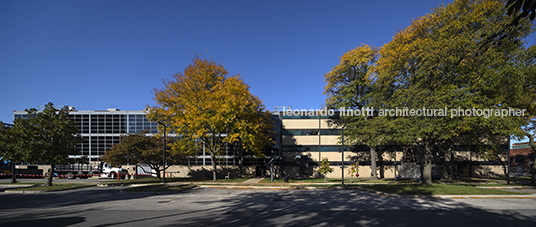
<box><xmin>0</xmin><ymin>122</ymin><xmax>18</xmax><ymax>183</ymax></box>
<box><xmin>0</xmin><ymin>122</ymin><xmax>14</xmax><ymax>161</ymax></box>
<box><xmin>324</xmin><ymin>44</ymin><xmax>383</xmax><ymax>180</ymax></box>
<box><xmin>514</xmin><ymin>45</ymin><xmax>536</xmax><ymax>184</ymax></box>
<box><xmin>148</xmin><ymin>55</ymin><xmax>274</xmax><ymax>181</ymax></box>
<box><xmin>375</xmin><ymin>0</ymin><xmax>533</xmax><ymax>184</ymax></box>
<box><xmin>507</xmin><ymin>0</ymin><xmax>536</xmax><ymax>25</ymax></box>
<box><xmin>3</xmin><ymin>103</ymin><xmax>83</xmax><ymax>186</ymax></box>
<box><xmin>317</xmin><ymin>158</ymin><xmax>334</xmax><ymax>182</ymax></box>
<box><xmin>102</xmin><ymin>132</ymin><xmax>182</xmax><ymax>179</ymax></box>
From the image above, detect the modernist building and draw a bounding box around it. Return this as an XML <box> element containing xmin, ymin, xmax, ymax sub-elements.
<box><xmin>13</xmin><ymin>107</ymin><xmax>276</xmax><ymax>167</ymax></box>
<box><xmin>14</xmin><ymin>108</ymin><xmax>157</xmax><ymax>162</ymax></box>
<box><xmin>278</xmin><ymin>109</ymin><xmax>511</xmax><ymax>179</ymax></box>
<box><xmin>13</xmin><ymin>107</ymin><xmax>510</xmax><ymax>178</ymax></box>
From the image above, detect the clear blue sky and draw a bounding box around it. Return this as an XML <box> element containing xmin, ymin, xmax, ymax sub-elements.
<box><xmin>1</xmin><ymin>0</ymin><xmax>534</xmax><ymax>145</ymax></box>
<box><xmin>1</xmin><ymin>0</ymin><xmax>460</xmax><ymax>122</ymax></box>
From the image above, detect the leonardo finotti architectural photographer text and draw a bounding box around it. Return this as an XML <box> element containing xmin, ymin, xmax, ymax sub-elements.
<box><xmin>282</xmin><ymin>107</ymin><xmax>526</xmax><ymax>118</ymax></box>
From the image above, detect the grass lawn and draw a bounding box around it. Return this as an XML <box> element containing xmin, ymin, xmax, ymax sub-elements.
<box><xmin>124</xmin><ymin>184</ymin><xmax>193</xmax><ymax>192</ymax></box>
<box><xmin>259</xmin><ymin>177</ymin><xmax>532</xmax><ymax>185</ymax></box>
<box><xmin>0</xmin><ymin>182</ymin><xmax>42</xmax><ymax>185</ymax></box>
<box><xmin>8</xmin><ymin>183</ymin><xmax>95</xmax><ymax>191</ymax></box>
<box><xmin>259</xmin><ymin>178</ymin><xmax>390</xmax><ymax>184</ymax></box>
<box><xmin>120</xmin><ymin>177</ymin><xmax>250</xmax><ymax>184</ymax></box>
<box><xmin>359</xmin><ymin>184</ymin><xmax>531</xmax><ymax>195</ymax></box>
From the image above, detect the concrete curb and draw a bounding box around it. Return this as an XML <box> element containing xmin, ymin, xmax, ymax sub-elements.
<box><xmin>4</xmin><ymin>189</ymin><xmax>46</xmax><ymax>194</ymax></box>
<box><xmin>97</xmin><ymin>183</ymin><xmax>132</xmax><ymax>187</ymax></box>
<box><xmin>477</xmin><ymin>186</ymin><xmax>536</xmax><ymax>189</ymax></box>
<box><xmin>198</xmin><ymin>184</ymin><xmax>536</xmax><ymax>199</ymax></box>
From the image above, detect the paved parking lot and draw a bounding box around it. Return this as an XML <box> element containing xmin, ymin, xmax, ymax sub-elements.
<box><xmin>0</xmin><ymin>186</ymin><xmax>535</xmax><ymax>226</ymax></box>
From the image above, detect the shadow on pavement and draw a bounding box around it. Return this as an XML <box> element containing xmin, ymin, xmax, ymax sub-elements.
<box><xmin>1</xmin><ymin>216</ymin><xmax>86</xmax><ymax>227</ymax></box>
<box><xmin>0</xmin><ymin>186</ymin><xmax>535</xmax><ymax>226</ymax></box>
<box><xmin>171</xmin><ymin>189</ymin><xmax>536</xmax><ymax>226</ymax></box>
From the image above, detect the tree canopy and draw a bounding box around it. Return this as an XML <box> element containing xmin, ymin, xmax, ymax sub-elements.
<box><xmin>148</xmin><ymin>55</ymin><xmax>274</xmax><ymax>181</ymax></box>
<box><xmin>325</xmin><ymin>0</ymin><xmax>535</xmax><ymax>184</ymax></box>
<box><xmin>102</xmin><ymin>131</ymin><xmax>182</xmax><ymax>179</ymax></box>
<box><xmin>2</xmin><ymin>102</ymin><xmax>83</xmax><ymax>186</ymax></box>
<box><xmin>324</xmin><ymin>44</ymin><xmax>383</xmax><ymax>179</ymax></box>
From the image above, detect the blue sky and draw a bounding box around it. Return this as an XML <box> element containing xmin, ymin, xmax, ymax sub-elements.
<box><xmin>1</xmin><ymin>1</ymin><xmax>534</xmax><ymax>144</ymax></box>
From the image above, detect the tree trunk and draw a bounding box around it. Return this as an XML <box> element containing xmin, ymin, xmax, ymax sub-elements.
<box><xmin>440</xmin><ymin>148</ymin><xmax>448</xmax><ymax>181</ymax></box>
<box><xmin>530</xmin><ymin>161</ymin><xmax>536</xmax><ymax>184</ymax></box>
<box><xmin>378</xmin><ymin>150</ymin><xmax>385</xmax><ymax>179</ymax></box>
<box><xmin>212</xmin><ymin>155</ymin><xmax>217</xmax><ymax>181</ymax></box>
<box><xmin>150</xmin><ymin>164</ymin><xmax>162</xmax><ymax>179</ymax></box>
<box><xmin>370</xmin><ymin>147</ymin><xmax>378</xmax><ymax>180</ymax></box>
<box><xmin>47</xmin><ymin>164</ymin><xmax>55</xmax><ymax>187</ymax></box>
<box><xmin>422</xmin><ymin>144</ymin><xmax>433</xmax><ymax>185</ymax></box>
<box><xmin>496</xmin><ymin>154</ymin><xmax>509</xmax><ymax>178</ymax></box>
<box><xmin>238</xmin><ymin>143</ymin><xmax>244</xmax><ymax>177</ymax></box>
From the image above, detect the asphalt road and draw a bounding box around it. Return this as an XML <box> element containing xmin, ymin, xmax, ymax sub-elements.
<box><xmin>0</xmin><ymin>177</ymin><xmax>121</xmax><ymax>184</ymax></box>
<box><xmin>0</xmin><ymin>186</ymin><xmax>535</xmax><ymax>227</ymax></box>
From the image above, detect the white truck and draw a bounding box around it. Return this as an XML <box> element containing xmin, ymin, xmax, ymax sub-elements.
<box><xmin>99</xmin><ymin>163</ymin><xmax>129</xmax><ymax>179</ymax></box>
<box><xmin>54</xmin><ymin>162</ymin><xmax>129</xmax><ymax>179</ymax></box>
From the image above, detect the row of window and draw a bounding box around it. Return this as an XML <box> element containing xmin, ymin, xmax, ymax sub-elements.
<box><xmin>15</xmin><ymin>113</ymin><xmax>158</xmax><ymax>134</ymax></box>
<box><xmin>76</xmin><ymin>136</ymin><xmax>121</xmax><ymax>157</ymax></box>
<box><xmin>283</xmin><ymin>129</ymin><xmax>341</xmax><ymax>136</ymax></box>
<box><xmin>283</xmin><ymin>145</ymin><xmax>344</xmax><ymax>152</ymax></box>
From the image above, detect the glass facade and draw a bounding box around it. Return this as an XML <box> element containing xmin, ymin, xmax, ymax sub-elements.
<box><xmin>127</xmin><ymin>114</ymin><xmax>158</xmax><ymax>134</ymax></box>
<box><xmin>14</xmin><ymin>110</ymin><xmax>157</xmax><ymax>162</ymax></box>
<box><xmin>13</xmin><ymin>109</ymin><xmax>269</xmax><ymax>166</ymax></box>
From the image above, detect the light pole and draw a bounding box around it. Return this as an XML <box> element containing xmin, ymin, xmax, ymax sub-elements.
<box><xmin>157</xmin><ymin>121</ymin><xmax>167</xmax><ymax>184</ymax></box>
<box><xmin>341</xmin><ymin>124</ymin><xmax>346</xmax><ymax>185</ymax></box>
<box><xmin>507</xmin><ymin>137</ymin><xmax>511</xmax><ymax>185</ymax></box>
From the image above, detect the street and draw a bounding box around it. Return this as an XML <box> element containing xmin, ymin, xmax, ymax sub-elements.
<box><xmin>0</xmin><ymin>177</ymin><xmax>117</xmax><ymax>184</ymax></box>
<box><xmin>0</xmin><ymin>185</ymin><xmax>535</xmax><ymax>226</ymax></box>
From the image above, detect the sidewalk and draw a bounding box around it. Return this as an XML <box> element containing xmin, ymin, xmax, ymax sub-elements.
<box><xmin>242</xmin><ymin>178</ymin><xmax>264</xmax><ymax>184</ymax></box>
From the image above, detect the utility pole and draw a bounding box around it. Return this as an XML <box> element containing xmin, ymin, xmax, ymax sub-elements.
<box><xmin>157</xmin><ymin>121</ymin><xmax>167</xmax><ymax>184</ymax></box>
<box><xmin>341</xmin><ymin>124</ymin><xmax>346</xmax><ymax>185</ymax></box>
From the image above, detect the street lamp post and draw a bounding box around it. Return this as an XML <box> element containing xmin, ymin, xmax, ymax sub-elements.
<box><xmin>11</xmin><ymin>161</ymin><xmax>16</xmax><ymax>183</ymax></box>
<box><xmin>341</xmin><ymin>124</ymin><xmax>346</xmax><ymax>185</ymax></box>
<box><xmin>507</xmin><ymin>137</ymin><xmax>511</xmax><ymax>185</ymax></box>
<box><xmin>157</xmin><ymin>121</ymin><xmax>167</xmax><ymax>184</ymax></box>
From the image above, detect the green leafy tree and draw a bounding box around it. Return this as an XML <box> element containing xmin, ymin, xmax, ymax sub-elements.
<box><xmin>0</xmin><ymin>122</ymin><xmax>18</xmax><ymax>182</ymax></box>
<box><xmin>513</xmin><ymin>45</ymin><xmax>536</xmax><ymax>184</ymax></box>
<box><xmin>317</xmin><ymin>158</ymin><xmax>334</xmax><ymax>182</ymax></box>
<box><xmin>324</xmin><ymin>44</ymin><xmax>384</xmax><ymax>180</ymax></box>
<box><xmin>0</xmin><ymin>122</ymin><xmax>13</xmax><ymax>160</ymax></box>
<box><xmin>102</xmin><ymin>132</ymin><xmax>182</xmax><ymax>179</ymax></box>
<box><xmin>4</xmin><ymin>103</ymin><xmax>83</xmax><ymax>186</ymax></box>
<box><xmin>375</xmin><ymin>0</ymin><xmax>533</xmax><ymax>184</ymax></box>
<box><xmin>148</xmin><ymin>55</ymin><xmax>274</xmax><ymax>181</ymax></box>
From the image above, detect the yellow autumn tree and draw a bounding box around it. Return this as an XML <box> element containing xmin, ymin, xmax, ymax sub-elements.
<box><xmin>148</xmin><ymin>55</ymin><xmax>274</xmax><ymax>181</ymax></box>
